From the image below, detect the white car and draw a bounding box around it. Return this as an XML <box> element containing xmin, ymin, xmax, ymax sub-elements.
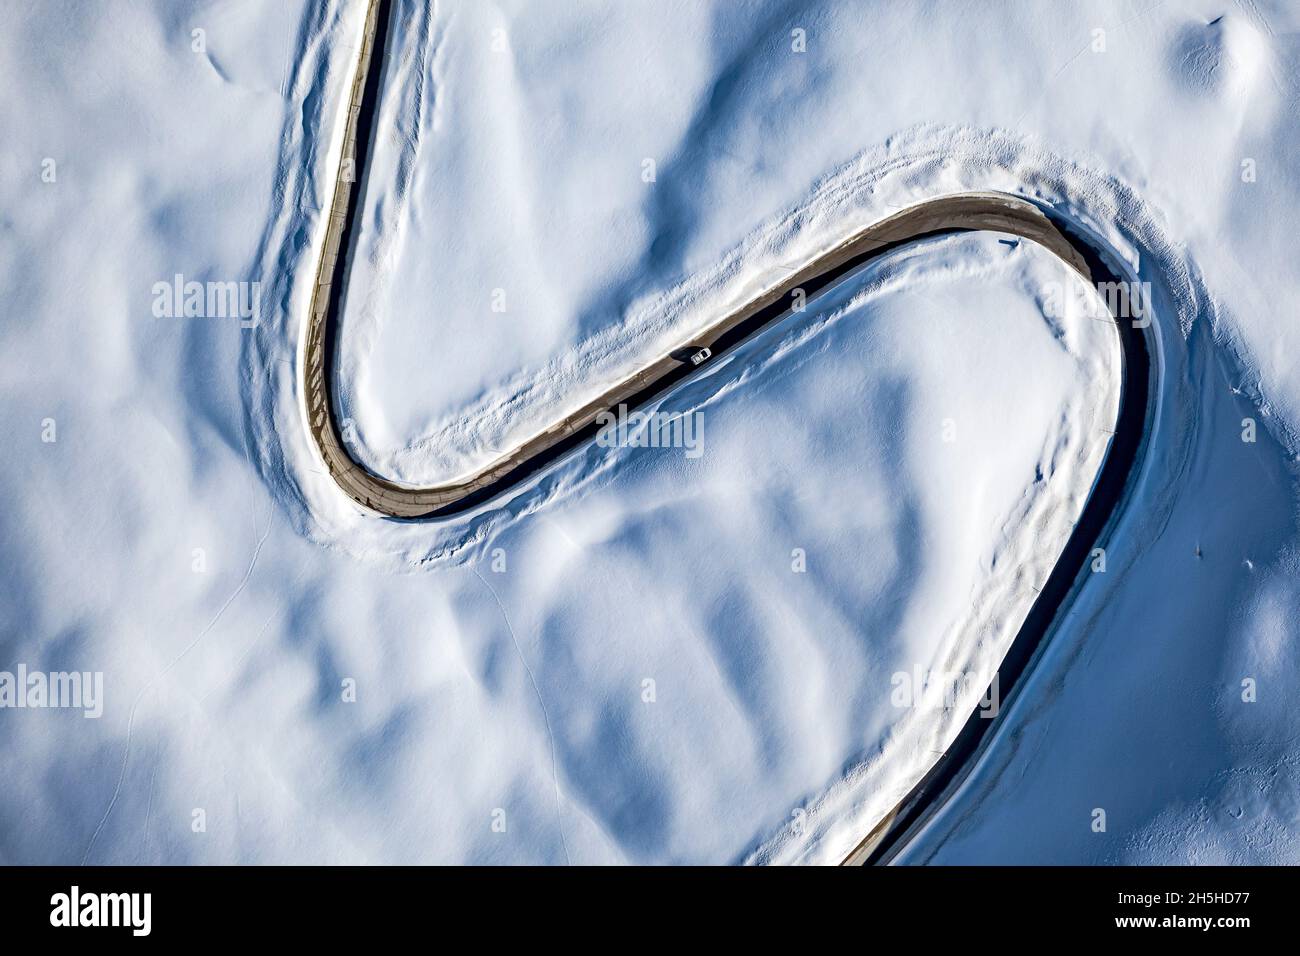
<box><xmin>689</xmin><ymin>347</ymin><xmax>712</xmax><ymax>366</ymax></box>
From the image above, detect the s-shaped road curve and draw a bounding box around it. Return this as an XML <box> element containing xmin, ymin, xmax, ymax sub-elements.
<box><xmin>301</xmin><ymin>0</ymin><xmax>1155</xmax><ymax>864</ymax></box>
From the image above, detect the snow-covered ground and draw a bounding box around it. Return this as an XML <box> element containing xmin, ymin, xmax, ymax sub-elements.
<box><xmin>2</xmin><ymin>0</ymin><xmax>1298</xmax><ymax>864</ymax></box>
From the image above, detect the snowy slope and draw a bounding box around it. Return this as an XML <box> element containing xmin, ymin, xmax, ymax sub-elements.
<box><xmin>2</xmin><ymin>0</ymin><xmax>1299</xmax><ymax>866</ymax></box>
<box><xmin>334</xmin><ymin>0</ymin><xmax>1300</xmax><ymax>490</ymax></box>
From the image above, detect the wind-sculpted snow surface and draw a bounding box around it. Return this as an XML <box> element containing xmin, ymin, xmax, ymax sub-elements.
<box><xmin>4</xmin><ymin>0</ymin><xmax>1300</xmax><ymax>866</ymax></box>
<box><xmin>230</xmin><ymin>0</ymin><xmax>1300</xmax><ymax>865</ymax></box>
<box><xmin>249</xmin><ymin>119</ymin><xmax>1193</xmax><ymax>568</ymax></box>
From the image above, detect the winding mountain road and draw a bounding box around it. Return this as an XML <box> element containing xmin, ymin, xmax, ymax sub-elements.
<box><xmin>301</xmin><ymin>0</ymin><xmax>1156</xmax><ymax>864</ymax></box>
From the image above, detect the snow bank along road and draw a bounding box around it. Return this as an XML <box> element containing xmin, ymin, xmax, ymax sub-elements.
<box><xmin>300</xmin><ymin>0</ymin><xmax>1155</xmax><ymax>863</ymax></box>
